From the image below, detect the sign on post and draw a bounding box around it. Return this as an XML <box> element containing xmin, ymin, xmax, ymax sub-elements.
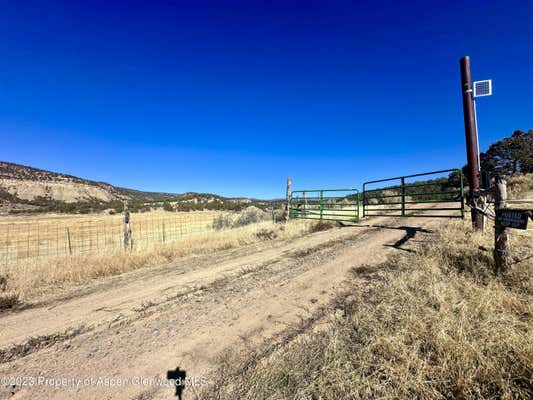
<box><xmin>496</xmin><ymin>209</ymin><xmax>531</xmax><ymax>230</ymax></box>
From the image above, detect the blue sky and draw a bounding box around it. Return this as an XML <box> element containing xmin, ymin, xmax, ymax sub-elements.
<box><xmin>1</xmin><ymin>0</ymin><xmax>531</xmax><ymax>199</ymax></box>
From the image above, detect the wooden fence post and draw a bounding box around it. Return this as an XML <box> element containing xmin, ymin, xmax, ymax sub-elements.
<box><xmin>66</xmin><ymin>228</ymin><xmax>72</xmax><ymax>255</ymax></box>
<box><xmin>285</xmin><ymin>177</ymin><xmax>292</xmax><ymax>223</ymax></box>
<box><xmin>123</xmin><ymin>201</ymin><xmax>132</xmax><ymax>252</ymax></box>
<box><xmin>494</xmin><ymin>176</ymin><xmax>510</xmax><ymax>274</ymax></box>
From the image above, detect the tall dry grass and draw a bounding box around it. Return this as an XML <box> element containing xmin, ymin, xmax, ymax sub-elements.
<box><xmin>0</xmin><ymin>220</ymin><xmax>320</xmax><ymax>307</ymax></box>
<box><xmin>202</xmin><ymin>220</ymin><xmax>532</xmax><ymax>399</ymax></box>
<box><xmin>507</xmin><ymin>172</ymin><xmax>533</xmax><ymax>199</ymax></box>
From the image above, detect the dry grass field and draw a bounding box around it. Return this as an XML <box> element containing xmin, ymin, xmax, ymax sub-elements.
<box><xmin>0</xmin><ymin>210</ymin><xmax>223</xmax><ymax>265</ymax></box>
<box><xmin>0</xmin><ymin>218</ymin><xmax>318</xmax><ymax>305</ymax></box>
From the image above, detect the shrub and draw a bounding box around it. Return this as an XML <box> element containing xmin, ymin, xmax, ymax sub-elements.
<box><xmin>0</xmin><ymin>292</ymin><xmax>20</xmax><ymax>311</ymax></box>
<box><xmin>255</xmin><ymin>228</ymin><xmax>278</xmax><ymax>240</ymax></box>
<box><xmin>309</xmin><ymin>221</ymin><xmax>335</xmax><ymax>233</ymax></box>
<box><xmin>272</xmin><ymin>208</ymin><xmax>285</xmax><ymax>222</ymax></box>
<box><xmin>233</xmin><ymin>206</ymin><xmax>269</xmax><ymax>227</ymax></box>
<box><xmin>212</xmin><ymin>214</ymin><xmax>234</xmax><ymax>230</ymax></box>
<box><xmin>162</xmin><ymin>202</ymin><xmax>174</xmax><ymax>212</ymax></box>
<box><xmin>0</xmin><ymin>275</ymin><xmax>20</xmax><ymax>311</ymax></box>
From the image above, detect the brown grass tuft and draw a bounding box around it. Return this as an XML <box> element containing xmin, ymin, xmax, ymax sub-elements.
<box><xmin>309</xmin><ymin>221</ymin><xmax>336</xmax><ymax>233</ymax></box>
<box><xmin>0</xmin><ymin>292</ymin><xmax>20</xmax><ymax>311</ymax></box>
<box><xmin>0</xmin><ymin>274</ymin><xmax>21</xmax><ymax>311</ymax></box>
<box><xmin>507</xmin><ymin>172</ymin><xmax>533</xmax><ymax>199</ymax></box>
<box><xmin>255</xmin><ymin>228</ymin><xmax>278</xmax><ymax>241</ymax></box>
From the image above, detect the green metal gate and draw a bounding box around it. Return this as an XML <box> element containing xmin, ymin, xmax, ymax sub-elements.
<box><xmin>290</xmin><ymin>189</ymin><xmax>360</xmax><ymax>223</ymax></box>
<box><xmin>362</xmin><ymin>169</ymin><xmax>465</xmax><ymax>219</ymax></box>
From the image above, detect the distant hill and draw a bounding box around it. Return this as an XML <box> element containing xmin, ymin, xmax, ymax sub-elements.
<box><xmin>0</xmin><ymin>161</ymin><xmax>273</xmax><ymax>214</ymax></box>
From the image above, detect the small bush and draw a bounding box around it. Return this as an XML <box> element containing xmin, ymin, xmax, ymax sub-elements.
<box><xmin>233</xmin><ymin>206</ymin><xmax>269</xmax><ymax>227</ymax></box>
<box><xmin>162</xmin><ymin>202</ymin><xmax>174</xmax><ymax>212</ymax></box>
<box><xmin>255</xmin><ymin>228</ymin><xmax>278</xmax><ymax>240</ymax></box>
<box><xmin>310</xmin><ymin>221</ymin><xmax>335</xmax><ymax>233</ymax></box>
<box><xmin>0</xmin><ymin>274</ymin><xmax>20</xmax><ymax>311</ymax></box>
<box><xmin>0</xmin><ymin>293</ymin><xmax>20</xmax><ymax>311</ymax></box>
<box><xmin>272</xmin><ymin>208</ymin><xmax>285</xmax><ymax>222</ymax></box>
<box><xmin>212</xmin><ymin>214</ymin><xmax>234</xmax><ymax>230</ymax></box>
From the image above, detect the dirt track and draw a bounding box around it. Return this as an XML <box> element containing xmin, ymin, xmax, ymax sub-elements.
<box><xmin>0</xmin><ymin>216</ymin><xmax>442</xmax><ymax>400</ymax></box>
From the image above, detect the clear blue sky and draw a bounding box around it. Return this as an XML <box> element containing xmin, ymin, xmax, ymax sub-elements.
<box><xmin>1</xmin><ymin>1</ymin><xmax>531</xmax><ymax>199</ymax></box>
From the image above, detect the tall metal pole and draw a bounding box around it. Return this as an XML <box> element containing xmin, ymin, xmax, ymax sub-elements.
<box><xmin>460</xmin><ymin>56</ymin><xmax>482</xmax><ymax>230</ymax></box>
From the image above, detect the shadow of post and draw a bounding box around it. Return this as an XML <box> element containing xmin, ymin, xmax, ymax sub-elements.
<box><xmin>382</xmin><ymin>226</ymin><xmax>433</xmax><ymax>253</ymax></box>
<box><xmin>167</xmin><ymin>367</ymin><xmax>186</xmax><ymax>399</ymax></box>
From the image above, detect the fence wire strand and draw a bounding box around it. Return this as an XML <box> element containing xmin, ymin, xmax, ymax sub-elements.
<box><xmin>0</xmin><ymin>212</ymin><xmax>221</xmax><ymax>265</ymax></box>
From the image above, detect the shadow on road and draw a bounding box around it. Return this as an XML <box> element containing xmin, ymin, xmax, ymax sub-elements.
<box><xmin>347</xmin><ymin>223</ymin><xmax>433</xmax><ymax>253</ymax></box>
<box><xmin>382</xmin><ymin>226</ymin><xmax>433</xmax><ymax>253</ymax></box>
<box><xmin>167</xmin><ymin>367</ymin><xmax>186</xmax><ymax>399</ymax></box>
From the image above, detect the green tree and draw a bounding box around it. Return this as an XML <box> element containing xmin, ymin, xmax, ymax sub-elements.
<box><xmin>480</xmin><ymin>130</ymin><xmax>533</xmax><ymax>175</ymax></box>
<box><xmin>162</xmin><ymin>201</ymin><xmax>174</xmax><ymax>212</ymax></box>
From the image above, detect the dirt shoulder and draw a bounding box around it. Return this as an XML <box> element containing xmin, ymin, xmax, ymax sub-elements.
<box><xmin>0</xmin><ymin>217</ymin><xmax>443</xmax><ymax>400</ymax></box>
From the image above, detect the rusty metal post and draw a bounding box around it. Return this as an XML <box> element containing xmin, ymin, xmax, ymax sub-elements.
<box><xmin>460</xmin><ymin>56</ymin><xmax>482</xmax><ymax>230</ymax></box>
<box><xmin>494</xmin><ymin>176</ymin><xmax>510</xmax><ymax>274</ymax></box>
<box><xmin>285</xmin><ymin>177</ymin><xmax>292</xmax><ymax>223</ymax></box>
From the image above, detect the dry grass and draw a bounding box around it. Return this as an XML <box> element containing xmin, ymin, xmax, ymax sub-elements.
<box><xmin>201</xmin><ymin>220</ymin><xmax>532</xmax><ymax>400</ymax></box>
<box><xmin>507</xmin><ymin>173</ymin><xmax>533</xmax><ymax>199</ymax></box>
<box><xmin>0</xmin><ymin>210</ymin><xmax>220</xmax><ymax>264</ymax></box>
<box><xmin>0</xmin><ymin>220</ymin><xmax>321</xmax><ymax>305</ymax></box>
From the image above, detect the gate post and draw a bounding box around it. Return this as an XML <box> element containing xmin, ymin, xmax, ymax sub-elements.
<box><xmin>356</xmin><ymin>193</ymin><xmax>360</xmax><ymax>222</ymax></box>
<box><xmin>460</xmin><ymin>56</ymin><xmax>482</xmax><ymax>230</ymax></box>
<box><xmin>494</xmin><ymin>176</ymin><xmax>510</xmax><ymax>274</ymax></box>
<box><xmin>319</xmin><ymin>190</ymin><xmax>324</xmax><ymax>220</ymax></box>
<box><xmin>362</xmin><ymin>184</ymin><xmax>366</xmax><ymax>218</ymax></box>
<box><xmin>460</xmin><ymin>172</ymin><xmax>465</xmax><ymax>219</ymax></box>
<box><xmin>401</xmin><ymin>177</ymin><xmax>406</xmax><ymax>217</ymax></box>
<box><xmin>285</xmin><ymin>177</ymin><xmax>292</xmax><ymax>223</ymax></box>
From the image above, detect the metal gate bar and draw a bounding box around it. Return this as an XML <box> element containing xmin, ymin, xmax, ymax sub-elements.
<box><xmin>362</xmin><ymin>169</ymin><xmax>464</xmax><ymax>219</ymax></box>
<box><xmin>290</xmin><ymin>189</ymin><xmax>360</xmax><ymax>223</ymax></box>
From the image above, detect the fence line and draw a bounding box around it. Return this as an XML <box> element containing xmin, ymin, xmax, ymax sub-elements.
<box><xmin>0</xmin><ymin>211</ymin><xmax>224</xmax><ymax>265</ymax></box>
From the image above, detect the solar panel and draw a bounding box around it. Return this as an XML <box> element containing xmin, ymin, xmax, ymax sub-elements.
<box><xmin>473</xmin><ymin>80</ymin><xmax>492</xmax><ymax>97</ymax></box>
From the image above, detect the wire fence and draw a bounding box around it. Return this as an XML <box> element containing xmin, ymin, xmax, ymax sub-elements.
<box><xmin>0</xmin><ymin>211</ymin><xmax>224</xmax><ymax>265</ymax></box>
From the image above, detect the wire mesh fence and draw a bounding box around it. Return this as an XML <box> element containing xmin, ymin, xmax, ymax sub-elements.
<box><xmin>0</xmin><ymin>211</ymin><xmax>224</xmax><ymax>266</ymax></box>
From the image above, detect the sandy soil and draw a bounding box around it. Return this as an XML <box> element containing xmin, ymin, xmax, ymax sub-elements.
<box><xmin>0</xmin><ymin>216</ymin><xmax>443</xmax><ymax>400</ymax></box>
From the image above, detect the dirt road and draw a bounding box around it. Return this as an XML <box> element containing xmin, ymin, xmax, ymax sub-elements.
<box><xmin>0</xmin><ymin>217</ymin><xmax>442</xmax><ymax>400</ymax></box>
